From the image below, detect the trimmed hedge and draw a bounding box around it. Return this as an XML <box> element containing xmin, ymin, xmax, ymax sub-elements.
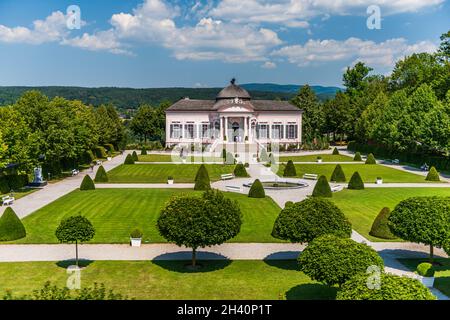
<box><xmin>194</xmin><ymin>164</ymin><xmax>211</xmax><ymax>190</ymax></box>
<box><xmin>330</xmin><ymin>164</ymin><xmax>346</xmax><ymax>182</ymax></box>
<box><xmin>332</xmin><ymin>147</ymin><xmax>340</xmax><ymax>155</ymax></box>
<box><xmin>283</xmin><ymin>160</ymin><xmax>297</xmax><ymax>177</ymax></box>
<box><xmin>124</xmin><ymin>154</ymin><xmax>135</xmax><ymax>165</ymax></box>
<box><xmin>0</xmin><ymin>207</ymin><xmax>26</xmax><ymax>241</ymax></box>
<box><xmin>82</xmin><ymin>150</ymin><xmax>95</xmax><ymax>164</ymax></box>
<box><xmin>272</xmin><ymin>198</ymin><xmax>352</xmax><ymax>243</ymax></box>
<box><xmin>369</xmin><ymin>207</ymin><xmax>396</xmax><ymax>239</ymax></box>
<box><xmin>80</xmin><ymin>175</ymin><xmax>95</xmax><ymax>191</ymax></box>
<box><xmin>104</xmin><ymin>144</ymin><xmax>115</xmax><ymax>153</ymax></box>
<box><xmin>132</xmin><ymin>151</ymin><xmax>139</xmax><ymax>162</ymax></box>
<box><xmin>425</xmin><ymin>166</ymin><xmax>440</xmax><ymax>181</ymax></box>
<box><xmin>94</xmin><ymin>165</ymin><xmax>108</xmax><ymax>183</ymax></box>
<box><xmin>337</xmin><ymin>273</ymin><xmax>435</xmax><ymax>300</ymax></box>
<box><xmin>312</xmin><ymin>175</ymin><xmax>332</xmax><ymax>198</ymax></box>
<box><xmin>353</xmin><ymin>152</ymin><xmax>362</xmax><ymax>161</ymax></box>
<box><xmin>233</xmin><ymin>163</ymin><xmax>248</xmax><ymax>177</ymax></box>
<box><xmin>141</xmin><ymin>146</ymin><xmax>147</xmax><ymax>155</ymax></box>
<box><xmin>284</xmin><ymin>201</ymin><xmax>294</xmax><ymax>208</ymax></box>
<box><xmin>365</xmin><ymin>153</ymin><xmax>376</xmax><ymax>164</ymax></box>
<box><xmin>94</xmin><ymin>146</ymin><xmax>107</xmax><ymax>159</ymax></box>
<box><xmin>248</xmin><ymin>179</ymin><xmax>265</xmax><ymax>198</ymax></box>
<box><xmin>348</xmin><ymin>172</ymin><xmax>364</xmax><ymax>190</ymax></box>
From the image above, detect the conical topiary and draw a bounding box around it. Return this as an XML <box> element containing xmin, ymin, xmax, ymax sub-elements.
<box><xmin>259</xmin><ymin>148</ymin><xmax>269</xmax><ymax>162</ymax></box>
<box><xmin>132</xmin><ymin>151</ymin><xmax>139</xmax><ymax>161</ymax></box>
<box><xmin>222</xmin><ymin>148</ymin><xmax>227</xmax><ymax>160</ymax></box>
<box><xmin>234</xmin><ymin>163</ymin><xmax>248</xmax><ymax>177</ymax></box>
<box><xmin>348</xmin><ymin>172</ymin><xmax>364</xmax><ymax>190</ymax></box>
<box><xmin>194</xmin><ymin>164</ymin><xmax>211</xmax><ymax>190</ymax></box>
<box><xmin>332</xmin><ymin>147</ymin><xmax>340</xmax><ymax>155</ymax></box>
<box><xmin>141</xmin><ymin>146</ymin><xmax>147</xmax><ymax>155</ymax></box>
<box><xmin>365</xmin><ymin>153</ymin><xmax>376</xmax><ymax>164</ymax></box>
<box><xmin>283</xmin><ymin>160</ymin><xmax>297</xmax><ymax>177</ymax></box>
<box><xmin>425</xmin><ymin>166</ymin><xmax>440</xmax><ymax>182</ymax></box>
<box><xmin>248</xmin><ymin>179</ymin><xmax>265</xmax><ymax>198</ymax></box>
<box><xmin>312</xmin><ymin>175</ymin><xmax>332</xmax><ymax>198</ymax></box>
<box><xmin>80</xmin><ymin>175</ymin><xmax>96</xmax><ymax>191</ymax></box>
<box><xmin>353</xmin><ymin>152</ymin><xmax>362</xmax><ymax>161</ymax></box>
<box><xmin>369</xmin><ymin>207</ymin><xmax>396</xmax><ymax>239</ymax></box>
<box><xmin>124</xmin><ymin>154</ymin><xmax>135</xmax><ymax>165</ymax></box>
<box><xmin>0</xmin><ymin>207</ymin><xmax>26</xmax><ymax>241</ymax></box>
<box><xmin>330</xmin><ymin>164</ymin><xmax>346</xmax><ymax>182</ymax></box>
<box><xmin>94</xmin><ymin>165</ymin><xmax>108</xmax><ymax>183</ymax></box>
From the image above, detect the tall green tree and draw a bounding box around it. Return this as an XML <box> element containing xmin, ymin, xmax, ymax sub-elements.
<box><xmin>291</xmin><ymin>85</ymin><xmax>324</xmax><ymax>141</ymax></box>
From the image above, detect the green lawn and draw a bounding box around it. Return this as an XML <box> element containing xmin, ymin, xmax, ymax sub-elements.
<box><xmin>12</xmin><ymin>188</ymin><xmax>282</xmax><ymax>244</ymax></box>
<box><xmin>0</xmin><ymin>260</ymin><xmax>336</xmax><ymax>300</ymax></box>
<box><xmin>399</xmin><ymin>258</ymin><xmax>450</xmax><ymax>297</ymax></box>
<box><xmin>331</xmin><ymin>188</ymin><xmax>450</xmax><ymax>242</ymax></box>
<box><xmin>277</xmin><ymin>163</ymin><xmax>432</xmax><ymax>183</ymax></box>
<box><xmin>138</xmin><ymin>154</ymin><xmax>223</xmax><ymax>163</ymax></box>
<box><xmin>106</xmin><ymin>164</ymin><xmax>234</xmax><ymax>183</ymax></box>
<box><xmin>279</xmin><ymin>154</ymin><xmax>355</xmax><ymax>162</ymax></box>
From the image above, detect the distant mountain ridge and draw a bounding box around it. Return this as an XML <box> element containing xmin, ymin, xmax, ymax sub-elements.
<box><xmin>241</xmin><ymin>83</ymin><xmax>342</xmax><ymax>94</ymax></box>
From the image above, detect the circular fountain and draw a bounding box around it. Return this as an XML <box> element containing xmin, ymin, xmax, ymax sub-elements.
<box><xmin>243</xmin><ymin>180</ymin><xmax>308</xmax><ymax>190</ymax></box>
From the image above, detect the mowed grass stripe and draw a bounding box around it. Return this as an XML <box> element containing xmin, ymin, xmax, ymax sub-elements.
<box><xmin>279</xmin><ymin>154</ymin><xmax>355</xmax><ymax>162</ymax></box>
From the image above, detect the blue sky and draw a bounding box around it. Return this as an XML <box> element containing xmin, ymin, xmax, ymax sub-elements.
<box><xmin>0</xmin><ymin>0</ymin><xmax>448</xmax><ymax>87</ymax></box>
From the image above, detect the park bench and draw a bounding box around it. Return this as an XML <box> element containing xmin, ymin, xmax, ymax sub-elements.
<box><xmin>1</xmin><ymin>195</ymin><xmax>15</xmax><ymax>206</ymax></box>
<box><xmin>71</xmin><ymin>169</ymin><xmax>80</xmax><ymax>176</ymax></box>
<box><xmin>392</xmin><ymin>159</ymin><xmax>400</xmax><ymax>164</ymax></box>
<box><xmin>420</xmin><ymin>163</ymin><xmax>429</xmax><ymax>171</ymax></box>
<box><xmin>95</xmin><ymin>160</ymin><xmax>102</xmax><ymax>165</ymax></box>
<box><xmin>225</xmin><ymin>185</ymin><xmax>243</xmax><ymax>193</ymax></box>
<box><xmin>221</xmin><ymin>173</ymin><xmax>235</xmax><ymax>180</ymax></box>
<box><xmin>331</xmin><ymin>185</ymin><xmax>343</xmax><ymax>192</ymax></box>
<box><xmin>303</xmin><ymin>173</ymin><xmax>318</xmax><ymax>180</ymax></box>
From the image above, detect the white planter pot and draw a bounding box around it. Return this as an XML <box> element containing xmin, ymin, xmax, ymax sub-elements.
<box><xmin>418</xmin><ymin>276</ymin><xmax>435</xmax><ymax>288</ymax></box>
<box><xmin>130</xmin><ymin>238</ymin><xmax>142</xmax><ymax>247</ymax></box>
<box><xmin>167</xmin><ymin>179</ymin><xmax>174</xmax><ymax>185</ymax></box>
<box><xmin>376</xmin><ymin>179</ymin><xmax>383</xmax><ymax>184</ymax></box>
<box><xmin>317</xmin><ymin>159</ymin><xmax>322</xmax><ymax>163</ymax></box>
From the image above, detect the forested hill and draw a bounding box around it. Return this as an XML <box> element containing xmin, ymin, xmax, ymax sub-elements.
<box><xmin>0</xmin><ymin>85</ymin><xmax>338</xmax><ymax>110</ymax></box>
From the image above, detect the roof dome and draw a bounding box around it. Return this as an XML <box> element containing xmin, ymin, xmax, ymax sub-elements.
<box><xmin>216</xmin><ymin>78</ymin><xmax>251</xmax><ymax>100</ymax></box>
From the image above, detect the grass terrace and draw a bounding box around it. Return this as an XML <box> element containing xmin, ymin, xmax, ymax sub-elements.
<box><xmin>279</xmin><ymin>154</ymin><xmax>355</xmax><ymax>162</ymax></box>
<box><xmin>138</xmin><ymin>154</ymin><xmax>224</xmax><ymax>163</ymax></box>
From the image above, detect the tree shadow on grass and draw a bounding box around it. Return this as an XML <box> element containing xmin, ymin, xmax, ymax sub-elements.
<box><xmin>263</xmin><ymin>251</ymin><xmax>301</xmax><ymax>270</ymax></box>
<box><xmin>285</xmin><ymin>284</ymin><xmax>337</xmax><ymax>300</ymax></box>
<box><xmin>55</xmin><ymin>259</ymin><xmax>94</xmax><ymax>269</ymax></box>
<box><xmin>152</xmin><ymin>251</ymin><xmax>231</xmax><ymax>273</ymax></box>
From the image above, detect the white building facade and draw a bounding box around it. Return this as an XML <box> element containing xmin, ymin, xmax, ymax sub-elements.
<box><xmin>165</xmin><ymin>80</ymin><xmax>303</xmax><ymax>148</ymax></box>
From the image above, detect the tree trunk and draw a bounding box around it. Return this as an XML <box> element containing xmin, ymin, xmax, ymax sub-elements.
<box><xmin>75</xmin><ymin>240</ymin><xmax>79</xmax><ymax>267</ymax></box>
<box><xmin>430</xmin><ymin>244</ymin><xmax>434</xmax><ymax>264</ymax></box>
<box><xmin>192</xmin><ymin>248</ymin><xmax>197</xmax><ymax>267</ymax></box>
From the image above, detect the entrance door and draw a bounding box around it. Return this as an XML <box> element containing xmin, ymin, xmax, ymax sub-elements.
<box><xmin>232</xmin><ymin>122</ymin><xmax>240</xmax><ymax>142</ymax></box>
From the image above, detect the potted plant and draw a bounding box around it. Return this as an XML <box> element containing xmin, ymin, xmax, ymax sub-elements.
<box><xmin>167</xmin><ymin>176</ymin><xmax>174</xmax><ymax>185</ymax></box>
<box><xmin>416</xmin><ymin>262</ymin><xmax>435</xmax><ymax>288</ymax></box>
<box><xmin>130</xmin><ymin>229</ymin><xmax>143</xmax><ymax>247</ymax></box>
<box><xmin>376</xmin><ymin>177</ymin><xmax>383</xmax><ymax>184</ymax></box>
<box><xmin>317</xmin><ymin>156</ymin><xmax>323</xmax><ymax>163</ymax></box>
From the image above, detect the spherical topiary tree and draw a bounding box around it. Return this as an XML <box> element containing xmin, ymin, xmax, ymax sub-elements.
<box><xmin>194</xmin><ymin>164</ymin><xmax>211</xmax><ymax>190</ymax></box>
<box><xmin>124</xmin><ymin>154</ymin><xmax>135</xmax><ymax>165</ymax></box>
<box><xmin>272</xmin><ymin>198</ymin><xmax>352</xmax><ymax>243</ymax></box>
<box><xmin>55</xmin><ymin>215</ymin><xmax>95</xmax><ymax>266</ymax></box>
<box><xmin>80</xmin><ymin>175</ymin><xmax>95</xmax><ymax>191</ymax></box>
<box><xmin>365</xmin><ymin>153</ymin><xmax>376</xmax><ymax>164</ymax></box>
<box><xmin>157</xmin><ymin>189</ymin><xmax>242</xmax><ymax>267</ymax></box>
<box><xmin>283</xmin><ymin>160</ymin><xmax>297</xmax><ymax>177</ymax></box>
<box><xmin>0</xmin><ymin>207</ymin><xmax>26</xmax><ymax>241</ymax></box>
<box><xmin>141</xmin><ymin>146</ymin><xmax>147</xmax><ymax>155</ymax></box>
<box><xmin>312</xmin><ymin>175</ymin><xmax>332</xmax><ymax>198</ymax></box>
<box><xmin>353</xmin><ymin>152</ymin><xmax>362</xmax><ymax>161</ymax></box>
<box><xmin>248</xmin><ymin>179</ymin><xmax>265</xmax><ymax>198</ymax></box>
<box><xmin>132</xmin><ymin>151</ymin><xmax>139</xmax><ymax>162</ymax></box>
<box><xmin>330</xmin><ymin>164</ymin><xmax>346</xmax><ymax>182</ymax></box>
<box><xmin>425</xmin><ymin>166</ymin><xmax>440</xmax><ymax>182</ymax></box>
<box><xmin>332</xmin><ymin>147</ymin><xmax>340</xmax><ymax>155</ymax></box>
<box><xmin>369</xmin><ymin>207</ymin><xmax>396</xmax><ymax>239</ymax></box>
<box><xmin>389</xmin><ymin>196</ymin><xmax>450</xmax><ymax>262</ymax></box>
<box><xmin>94</xmin><ymin>165</ymin><xmax>108</xmax><ymax>183</ymax></box>
<box><xmin>337</xmin><ymin>272</ymin><xmax>435</xmax><ymax>300</ymax></box>
<box><xmin>298</xmin><ymin>234</ymin><xmax>384</xmax><ymax>287</ymax></box>
<box><xmin>348</xmin><ymin>171</ymin><xmax>364</xmax><ymax>190</ymax></box>
<box><xmin>233</xmin><ymin>163</ymin><xmax>248</xmax><ymax>177</ymax></box>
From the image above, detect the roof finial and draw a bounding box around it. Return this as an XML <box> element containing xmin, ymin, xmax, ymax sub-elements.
<box><xmin>230</xmin><ymin>78</ymin><xmax>236</xmax><ymax>85</ymax></box>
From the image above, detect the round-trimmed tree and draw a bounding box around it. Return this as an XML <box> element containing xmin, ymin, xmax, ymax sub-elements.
<box><xmin>94</xmin><ymin>165</ymin><xmax>108</xmax><ymax>183</ymax></box>
<box><xmin>55</xmin><ymin>215</ymin><xmax>95</xmax><ymax>266</ymax></box>
<box><xmin>348</xmin><ymin>171</ymin><xmax>364</xmax><ymax>190</ymax></box>
<box><xmin>353</xmin><ymin>152</ymin><xmax>362</xmax><ymax>161</ymax></box>
<box><xmin>157</xmin><ymin>189</ymin><xmax>242</xmax><ymax>267</ymax></box>
<box><xmin>0</xmin><ymin>207</ymin><xmax>26</xmax><ymax>241</ymax></box>
<box><xmin>337</xmin><ymin>272</ymin><xmax>435</xmax><ymax>300</ymax></box>
<box><xmin>365</xmin><ymin>153</ymin><xmax>376</xmax><ymax>164</ymax></box>
<box><xmin>132</xmin><ymin>151</ymin><xmax>139</xmax><ymax>161</ymax></box>
<box><xmin>332</xmin><ymin>147</ymin><xmax>340</xmax><ymax>155</ymax></box>
<box><xmin>330</xmin><ymin>164</ymin><xmax>346</xmax><ymax>182</ymax></box>
<box><xmin>298</xmin><ymin>234</ymin><xmax>384</xmax><ymax>287</ymax></box>
<box><xmin>194</xmin><ymin>164</ymin><xmax>211</xmax><ymax>190</ymax></box>
<box><xmin>124</xmin><ymin>154</ymin><xmax>135</xmax><ymax>165</ymax></box>
<box><xmin>425</xmin><ymin>166</ymin><xmax>440</xmax><ymax>181</ymax></box>
<box><xmin>283</xmin><ymin>160</ymin><xmax>297</xmax><ymax>177</ymax></box>
<box><xmin>389</xmin><ymin>196</ymin><xmax>450</xmax><ymax>262</ymax></box>
<box><xmin>80</xmin><ymin>175</ymin><xmax>95</xmax><ymax>191</ymax></box>
<box><xmin>233</xmin><ymin>163</ymin><xmax>248</xmax><ymax>177</ymax></box>
<box><xmin>369</xmin><ymin>207</ymin><xmax>396</xmax><ymax>239</ymax></box>
<box><xmin>272</xmin><ymin>198</ymin><xmax>352</xmax><ymax>243</ymax></box>
<box><xmin>248</xmin><ymin>179</ymin><xmax>265</xmax><ymax>198</ymax></box>
<box><xmin>312</xmin><ymin>175</ymin><xmax>332</xmax><ymax>198</ymax></box>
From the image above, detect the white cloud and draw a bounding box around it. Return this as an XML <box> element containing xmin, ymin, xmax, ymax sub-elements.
<box><xmin>272</xmin><ymin>37</ymin><xmax>438</xmax><ymax>69</ymax></box>
<box><xmin>262</xmin><ymin>61</ymin><xmax>277</xmax><ymax>69</ymax></box>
